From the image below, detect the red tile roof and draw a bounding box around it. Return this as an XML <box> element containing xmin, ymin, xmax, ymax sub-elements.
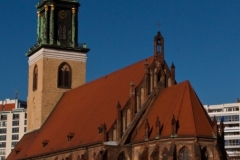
<box><xmin>7</xmin><ymin>57</ymin><xmax>154</xmax><ymax>159</ymax></box>
<box><xmin>133</xmin><ymin>81</ymin><xmax>213</xmax><ymax>142</ymax></box>
<box><xmin>0</xmin><ymin>104</ymin><xmax>15</xmax><ymax>111</ymax></box>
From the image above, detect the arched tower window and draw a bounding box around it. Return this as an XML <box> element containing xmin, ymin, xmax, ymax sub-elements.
<box><xmin>33</xmin><ymin>65</ymin><xmax>38</xmax><ymax>91</ymax></box>
<box><xmin>58</xmin><ymin>62</ymin><xmax>72</xmax><ymax>88</ymax></box>
<box><xmin>179</xmin><ymin>147</ymin><xmax>190</xmax><ymax>160</ymax></box>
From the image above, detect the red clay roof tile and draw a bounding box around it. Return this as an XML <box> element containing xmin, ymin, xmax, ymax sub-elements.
<box><xmin>133</xmin><ymin>81</ymin><xmax>213</xmax><ymax>142</ymax></box>
<box><xmin>0</xmin><ymin>104</ymin><xmax>15</xmax><ymax>111</ymax></box>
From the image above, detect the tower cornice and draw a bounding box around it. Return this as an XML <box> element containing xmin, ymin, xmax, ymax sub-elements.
<box><xmin>26</xmin><ymin>44</ymin><xmax>89</xmax><ymax>57</ymax></box>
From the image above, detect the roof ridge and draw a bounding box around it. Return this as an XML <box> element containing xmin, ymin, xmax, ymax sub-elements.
<box><xmin>175</xmin><ymin>82</ymin><xmax>188</xmax><ymax>120</ymax></box>
<box><xmin>186</xmin><ymin>81</ymin><xmax>197</xmax><ymax>135</ymax></box>
<box><xmin>165</xmin><ymin>81</ymin><xmax>188</xmax><ymax>129</ymax></box>
<box><xmin>188</xmin><ymin>83</ymin><xmax>213</xmax><ymax>133</ymax></box>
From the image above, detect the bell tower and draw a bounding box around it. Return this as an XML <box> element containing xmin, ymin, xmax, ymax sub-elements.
<box><xmin>27</xmin><ymin>0</ymin><xmax>89</xmax><ymax>132</ymax></box>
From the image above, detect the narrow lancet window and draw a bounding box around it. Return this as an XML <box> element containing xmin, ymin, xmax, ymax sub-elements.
<box><xmin>58</xmin><ymin>63</ymin><xmax>71</xmax><ymax>88</ymax></box>
<box><xmin>33</xmin><ymin>65</ymin><xmax>38</xmax><ymax>91</ymax></box>
<box><xmin>63</xmin><ymin>25</ymin><xmax>66</xmax><ymax>39</ymax></box>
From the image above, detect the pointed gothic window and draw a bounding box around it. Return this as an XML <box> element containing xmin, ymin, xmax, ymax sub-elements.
<box><xmin>201</xmin><ymin>147</ymin><xmax>209</xmax><ymax>160</ymax></box>
<box><xmin>151</xmin><ymin>146</ymin><xmax>159</xmax><ymax>160</ymax></box>
<box><xmin>117</xmin><ymin>152</ymin><xmax>126</xmax><ymax>160</ymax></box>
<box><xmin>162</xmin><ymin>148</ymin><xmax>168</xmax><ymax>160</ymax></box>
<box><xmin>179</xmin><ymin>147</ymin><xmax>190</xmax><ymax>160</ymax></box>
<box><xmin>33</xmin><ymin>65</ymin><xmax>38</xmax><ymax>91</ymax></box>
<box><xmin>58</xmin><ymin>63</ymin><xmax>71</xmax><ymax>88</ymax></box>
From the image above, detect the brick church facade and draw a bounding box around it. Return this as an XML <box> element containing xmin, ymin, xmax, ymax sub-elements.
<box><xmin>7</xmin><ymin>0</ymin><xmax>228</xmax><ymax>159</ymax></box>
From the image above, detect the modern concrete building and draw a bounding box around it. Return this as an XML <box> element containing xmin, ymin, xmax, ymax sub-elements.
<box><xmin>204</xmin><ymin>102</ymin><xmax>240</xmax><ymax>159</ymax></box>
<box><xmin>0</xmin><ymin>99</ymin><xmax>27</xmax><ymax>160</ymax></box>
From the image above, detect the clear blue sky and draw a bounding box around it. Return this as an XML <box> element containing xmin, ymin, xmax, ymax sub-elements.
<box><xmin>0</xmin><ymin>0</ymin><xmax>239</xmax><ymax>105</ymax></box>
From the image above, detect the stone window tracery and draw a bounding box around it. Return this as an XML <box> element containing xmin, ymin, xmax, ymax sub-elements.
<box><xmin>58</xmin><ymin>62</ymin><xmax>71</xmax><ymax>88</ymax></box>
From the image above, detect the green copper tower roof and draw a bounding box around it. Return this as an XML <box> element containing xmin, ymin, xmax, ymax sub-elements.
<box><xmin>27</xmin><ymin>0</ymin><xmax>89</xmax><ymax>56</ymax></box>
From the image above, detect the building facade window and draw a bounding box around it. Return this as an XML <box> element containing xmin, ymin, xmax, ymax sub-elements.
<box><xmin>12</xmin><ymin>135</ymin><xmax>19</xmax><ymax>140</ymax></box>
<box><xmin>0</xmin><ymin>122</ymin><xmax>6</xmax><ymax>127</ymax></box>
<box><xmin>224</xmin><ymin>115</ymin><xmax>239</xmax><ymax>122</ymax></box>
<box><xmin>24</xmin><ymin>120</ymin><xmax>27</xmax><ymax>125</ymax></box>
<box><xmin>0</xmin><ymin>143</ymin><xmax>6</xmax><ymax>148</ymax></box>
<box><xmin>0</xmin><ymin>136</ymin><xmax>6</xmax><ymax>141</ymax></box>
<box><xmin>0</xmin><ymin>129</ymin><xmax>6</xmax><ymax>134</ymax></box>
<box><xmin>12</xmin><ymin>121</ymin><xmax>19</xmax><ymax>126</ymax></box>
<box><xmin>0</xmin><ymin>149</ymin><xmax>5</xmax><ymax>155</ymax></box>
<box><xmin>11</xmin><ymin>142</ymin><xmax>18</xmax><ymax>147</ymax></box>
<box><xmin>225</xmin><ymin>140</ymin><xmax>240</xmax><ymax>146</ymax></box>
<box><xmin>0</xmin><ymin>116</ymin><xmax>7</xmax><ymax>121</ymax></box>
<box><xmin>58</xmin><ymin>63</ymin><xmax>72</xmax><ymax>88</ymax></box>
<box><xmin>33</xmin><ymin>65</ymin><xmax>38</xmax><ymax>91</ymax></box>
<box><xmin>13</xmin><ymin>114</ymin><xmax>19</xmax><ymax>120</ymax></box>
<box><xmin>12</xmin><ymin>128</ymin><xmax>19</xmax><ymax>133</ymax></box>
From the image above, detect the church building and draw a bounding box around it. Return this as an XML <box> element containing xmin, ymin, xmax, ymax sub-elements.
<box><xmin>7</xmin><ymin>0</ymin><xmax>228</xmax><ymax>159</ymax></box>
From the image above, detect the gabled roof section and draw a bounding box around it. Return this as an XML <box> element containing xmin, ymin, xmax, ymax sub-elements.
<box><xmin>133</xmin><ymin>81</ymin><xmax>213</xmax><ymax>142</ymax></box>
<box><xmin>7</xmin><ymin>57</ymin><xmax>154</xmax><ymax>159</ymax></box>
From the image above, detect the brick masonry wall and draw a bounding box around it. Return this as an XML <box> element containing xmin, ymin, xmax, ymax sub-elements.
<box><xmin>27</xmin><ymin>56</ymin><xmax>86</xmax><ymax>132</ymax></box>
